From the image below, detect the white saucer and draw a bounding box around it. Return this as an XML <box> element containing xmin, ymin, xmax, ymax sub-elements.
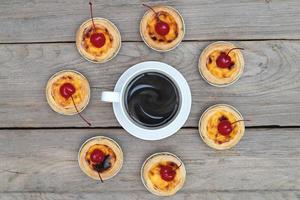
<box><xmin>106</xmin><ymin>61</ymin><xmax>192</xmax><ymax>140</ymax></box>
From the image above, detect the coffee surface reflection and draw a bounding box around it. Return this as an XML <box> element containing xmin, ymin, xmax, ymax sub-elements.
<box><xmin>125</xmin><ymin>72</ymin><xmax>180</xmax><ymax>128</ymax></box>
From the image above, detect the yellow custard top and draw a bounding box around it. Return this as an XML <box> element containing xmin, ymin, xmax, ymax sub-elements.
<box><xmin>148</xmin><ymin>161</ymin><xmax>181</xmax><ymax>192</ymax></box>
<box><xmin>51</xmin><ymin>74</ymin><xmax>87</xmax><ymax>108</ymax></box>
<box><xmin>147</xmin><ymin>12</ymin><xmax>178</xmax><ymax>43</ymax></box>
<box><xmin>81</xmin><ymin>26</ymin><xmax>113</xmax><ymax>57</ymax></box>
<box><xmin>206</xmin><ymin>110</ymin><xmax>240</xmax><ymax>144</ymax></box>
<box><xmin>85</xmin><ymin>144</ymin><xmax>116</xmax><ymax>171</ymax></box>
<box><xmin>206</xmin><ymin>49</ymin><xmax>240</xmax><ymax>79</ymax></box>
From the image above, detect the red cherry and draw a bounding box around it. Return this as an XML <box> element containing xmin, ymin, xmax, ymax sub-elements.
<box><xmin>90</xmin><ymin>149</ymin><xmax>105</xmax><ymax>164</ymax></box>
<box><xmin>155</xmin><ymin>21</ymin><xmax>170</xmax><ymax>36</ymax></box>
<box><xmin>59</xmin><ymin>81</ymin><xmax>91</xmax><ymax>126</ymax></box>
<box><xmin>90</xmin><ymin>33</ymin><xmax>106</xmax><ymax>48</ymax></box>
<box><xmin>142</xmin><ymin>4</ymin><xmax>170</xmax><ymax>36</ymax></box>
<box><xmin>60</xmin><ymin>83</ymin><xmax>76</xmax><ymax>99</ymax></box>
<box><xmin>216</xmin><ymin>48</ymin><xmax>244</xmax><ymax>68</ymax></box>
<box><xmin>160</xmin><ymin>165</ymin><xmax>176</xmax><ymax>181</ymax></box>
<box><xmin>218</xmin><ymin>120</ymin><xmax>233</xmax><ymax>136</ymax></box>
<box><xmin>216</xmin><ymin>52</ymin><xmax>233</xmax><ymax>68</ymax></box>
<box><xmin>88</xmin><ymin>2</ymin><xmax>106</xmax><ymax>48</ymax></box>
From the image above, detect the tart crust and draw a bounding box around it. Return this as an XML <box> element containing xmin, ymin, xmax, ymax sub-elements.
<box><xmin>78</xmin><ymin>136</ymin><xmax>123</xmax><ymax>181</ymax></box>
<box><xmin>199</xmin><ymin>41</ymin><xmax>244</xmax><ymax>87</ymax></box>
<box><xmin>76</xmin><ymin>18</ymin><xmax>121</xmax><ymax>63</ymax></box>
<box><xmin>141</xmin><ymin>152</ymin><xmax>186</xmax><ymax>196</ymax></box>
<box><xmin>140</xmin><ymin>6</ymin><xmax>185</xmax><ymax>52</ymax></box>
<box><xmin>46</xmin><ymin>70</ymin><xmax>90</xmax><ymax>115</ymax></box>
<box><xmin>199</xmin><ymin>104</ymin><xmax>245</xmax><ymax>150</ymax></box>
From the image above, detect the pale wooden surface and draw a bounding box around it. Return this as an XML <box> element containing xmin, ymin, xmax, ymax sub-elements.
<box><xmin>0</xmin><ymin>0</ymin><xmax>300</xmax><ymax>199</ymax></box>
<box><xmin>1</xmin><ymin>191</ymin><xmax>300</xmax><ymax>200</ymax></box>
<box><xmin>0</xmin><ymin>129</ymin><xmax>299</xmax><ymax>194</ymax></box>
<box><xmin>1</xmin><ymin>0</ymin><xmax>300</xmax><ymax>42</ymax></box>
<box><xmin>0</xmin><ymin>41</ymin><xmax>300</xmax><ymax>127</ymax></box>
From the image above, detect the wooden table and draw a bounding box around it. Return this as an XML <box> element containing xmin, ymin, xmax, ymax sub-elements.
<box><xmin>1</xmin><ymin>1</ymin><xmax>300</xmax><ymax>199</ymax></box>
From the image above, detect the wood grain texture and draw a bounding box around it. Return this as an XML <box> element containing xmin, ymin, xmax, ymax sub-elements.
<box><xmin>1</xmin><ymin>0</ymin><xmax>300</xmax><ymax>43</ymax></box>
<box><xmin>0</xmin><ymin>41</ymin><xmax>300</xmax><ymax>127</ymax></box>
<box><xmin>0</xmin><ymin>128</ymin><xmax>299</xmax><ymax>193</ymax></box>
<box><xmin>1</xmin><ymin>191</ymin><xmax>300</xmax><ymax>200</ymax></box>
<box><xmin>1</xmin><ymin>1</ymin><xmax>299</xmax><ymax>199</ymax></box>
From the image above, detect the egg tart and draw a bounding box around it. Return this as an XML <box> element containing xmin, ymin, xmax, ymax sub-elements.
<box><xmin>46</xmin><ymin>70</ymin><xmax>90</xmax><ymax>115</ymax></box>
<box><xmin>141</xmin><ymin>152</ymin><xmax>186</xmax><ymax>196</ymax></box>
<box><xmin>78</xmin><ymin>136</ymin><xmax>123</xmax><ymax>181</ymax></box>
<box><xmin>76</xmin><ymin>18</ymin><xmax>121</xmax><ymax>63</ymax></box>
<box><xmin>140</xmin><ymin>5</ymin><xmax>185</xmax><ymax>52</ymax></box>
<box><xmin>199</xmin><ymin>41</ymin><xmax>245</xmax><ymax>87</ymax></box>
<box><xmin>199</xmin><ymin>104</ymin><xmax>245</xmax><ymax>150</ymax></box>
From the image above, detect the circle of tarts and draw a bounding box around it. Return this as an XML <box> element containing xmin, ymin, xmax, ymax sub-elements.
<box><xmin>199</xmin><ymin>41</ymin><xmax>245</xmax><ymax>87</ymax></box>
<box><xmin>78</xmin><ymin>136</ymin><xmax>124</xmax><ymax>181</ymax></box>
<box><xmin>76</xmin><ymin>17</ymin><xmax>122</xmax><ymax>63</ymax></box>
<box><xmin>199</xmin><ymin>104</ymin><xmax>245</xmax><ymax>150</ymax></box>
<box><xmin>141</xmin><ymin>152</ymin><xmax>186</xmax><ymax>196</ymax></box>
<box><xmin>45</xmin><ymin>70</ymin><xmax>90</xmax><ymax>115</ymax></box>
<box><xmin>140</xmin><ymin>6</ymin><xmax>185</xmax><ymax>52</ymax></box>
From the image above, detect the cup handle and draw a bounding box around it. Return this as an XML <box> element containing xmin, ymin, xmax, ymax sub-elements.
<box><xmin>101</xmin><ymin>91</ymin><xmax>120</xmax><ymax>103</ymax></box>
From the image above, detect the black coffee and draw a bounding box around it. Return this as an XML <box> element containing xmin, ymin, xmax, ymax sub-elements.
<box><xmin>125</xmin><ymin>72</ymin><xmax>180</xmax><ymax>128</ymax></box>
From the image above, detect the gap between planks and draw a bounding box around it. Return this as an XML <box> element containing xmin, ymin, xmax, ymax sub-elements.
<box><xmin>0</xmin><ymin>126</ymin><xmax>299</xmax><ymax>130</ymax></box>
<box><xmin>1</xmin><ymin>189</ymin><xmax>300</xmax><ymax>194</ymax></box>
<box><xmin>0</xmin><ymin>38</ymin><xmax>300</xmax><ymax>45</ymax></box>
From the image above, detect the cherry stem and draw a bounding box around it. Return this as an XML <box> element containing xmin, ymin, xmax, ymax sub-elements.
<box><xmin>142</xmin><ymin>4</ymin><xmax>160</xmax><ymax>20</ymax></box>
<box><xmin>89</xmin><ymin>1</ymin><xmax>96</xmax><ymax>31</ymax></box>
<box><xmin>226</xmin><ymin>48</ymin><xmax>244</xmax><ymax>56</ymax></box>
<box><xmin>176</xmin><ymin>162</ymin><xmax>182</xmax><ymax>169</ymax></box>
<box><xmin>71</xmin><ymin>96</ymin><xmax>91</xmax><ymax>126</ymax></box>
<box><xmin>231</xmin><ymin>119</ymin><xmax>250</xmax><ymax>125</ymax></box>
<box><xmin>98</xmin><ymin>172</ymin><xmax>104</xmax><ymax>183</ymax></box>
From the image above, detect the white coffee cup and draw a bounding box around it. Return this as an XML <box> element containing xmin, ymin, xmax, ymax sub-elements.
<box><xmin>101</xmin><ymin>61</ymin><xmax>192</xmax><ymax>140</ymax></box>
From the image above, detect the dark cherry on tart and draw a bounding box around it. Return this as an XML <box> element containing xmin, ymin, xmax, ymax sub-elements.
<box><xmin>215</xmin><ymin>48</ymin><xmax>244</xmax><ymax>69</ymax></box>
<box><xmin>142</xmin><ymin>153</ymin><xmax>186</xmax><ymax>196</ymax></box>
<box><xmin>53</xmin><ymin>75</ymin><xmax>91</xmax><ymax>126</ymax></box>
<box><xmin>148</xmin><ymin>161</ymin><xmax>182</xmax><ymax>191</ymax></box>
<box><xmin>199</xmin><ymin>42</ymin><xmax>245</xmax><ymax>86</ymax></box>
<box><xmin>78</xmin><ymin>137</ymin><xmax>123</xmax><ymax>181</ymax></box>
<box><xmin>199</xmin><ymin>105</ymin><xmax>245</xmax><ymax>150</ymax></box>
<box><xmin>82</xmin><ymin>2</ymin><xmax>113</xmax><ymax>57</ymax></box>
<box><xmin>81</xmin><ymin>22</ymin><xmax>114</xmax><ymax>57</ymax></box>
<box><xmin>51</xmin><ymin>75</ymin><xmax>84</xmax><ymax>108</ymax></box>
<box><xmin>207</xmin><ymin>111</ymin><xmax>240</xmax><ymax>144</ymax></box>
<box><xmin>206</xmin><ymin>47</ymin><xmax>244</xmax><ymax>79</ymax></box>
<box><xmin>76</xmin><ymin>2</ymin><xmax>121</xmax><ymax>63</ymax></box>
<box><xmin>85</xmin><ymin>144</ymin><xmax>116</xmax><ymax>181</ymax></box>
<box><xmin>159</xmin><ymin>162</ymin><xmax>180</xmax><ymax>182</ymax></box>
<box><xmin>59</xmin><ymin>82</ymin><xmax>91</xmax><ymax>126</ymax></box>
<box><xmin>47</xmin><ymin>71</ymin><xmax>90</xmax><ymax>118</ymax></box>
<box><xmin>143</xmin><ymin>4</ymin><xmax>177</xmax><ymax>41</ymax></box>
<box><xmin>141</xmin><ymin>5</ymin><xmax>185</xmax><ymax>51</ymax></box>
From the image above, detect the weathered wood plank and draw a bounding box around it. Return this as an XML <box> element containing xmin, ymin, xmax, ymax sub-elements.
<box><xmin>1</xmin><ymin>0</ymin><xmax>300</xmax><ymax>42</ymax></box>
<box><xmin>0</xmin><ymin>128</ymin><xmax>299</xmax><ymax>192</ymax></box>
<box><xmin>0</xmin><ymin>41</ymin><xmax>300</xmax><ymax>127</ymax></box>
<box><xmin>1</xmin><ymin>191</ymin><xmax>300</xmax><ymax>200</ymax></box>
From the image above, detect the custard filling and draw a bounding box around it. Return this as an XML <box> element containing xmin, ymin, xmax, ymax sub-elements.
<box><xmin>85</xmin><ymin>144</ymin><xmax>116</xmax><ymax>171</ymax></box>
<box><xmin>147</xmin><ymin>12</ymin><xmax>178</xmax><ymax>43</ymax></box>
<box><xmin>206</xmin><ymin>49</ymin><xmax>240</xmax><ymax>79</ymax></box>
<box><xmin>148</xmin><ymin>161</ymin><xmax>181</xmax><ymax>191</ymax></box>
<box><xmin>82</xmin><ymin>26</ymin><xmax>113</xmax><ymax>57</ymax></box>
<box><xmin>51</xmin><ymin>75</ymin><xmax>87</xmax><ymax>108</ymax></box>
<box><xmin>206</xmin><ymin>110</ymin><xmax>240</xmax><ymax>144</ymax></box>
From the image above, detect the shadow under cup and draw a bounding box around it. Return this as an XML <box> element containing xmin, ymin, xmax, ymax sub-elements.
<box><xmin>124</xmin><ymin>72</ymin><xmax>181</xmax><ymax>129</ymax></box>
